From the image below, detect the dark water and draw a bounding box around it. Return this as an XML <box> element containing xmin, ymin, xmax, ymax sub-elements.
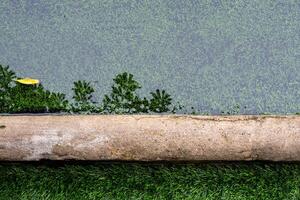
<box><xmin>0</xmin><ymin>0</ymin><xmax>299</xmax><ymax>114</ymax></box>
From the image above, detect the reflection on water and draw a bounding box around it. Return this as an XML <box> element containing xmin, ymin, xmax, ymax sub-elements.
<box><xmin>0</xmin><ymin>0</ymin><xmax>299</xmax><ymax>114</ymax></box>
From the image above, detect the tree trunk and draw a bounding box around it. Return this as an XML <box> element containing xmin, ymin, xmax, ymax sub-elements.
<box><xmin>0</xmin><ymin>115</ymin><xmax>299</xmax><ymax>161</ymax></box>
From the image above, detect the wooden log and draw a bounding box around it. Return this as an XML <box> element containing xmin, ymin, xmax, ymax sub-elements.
<box><xmin>0</xmin><ymin>115</ymin><xmax>299</xmax><ymax>161</ymax></box>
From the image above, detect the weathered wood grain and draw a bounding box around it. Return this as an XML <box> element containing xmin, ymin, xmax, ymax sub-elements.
<box><xmin>0</xmin><ymin>115</ymin><xmax>299</xmax><ymax>161</ymax></box>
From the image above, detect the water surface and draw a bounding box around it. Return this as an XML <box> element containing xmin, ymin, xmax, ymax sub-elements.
<box><xmin>1</xmin><ymin>0</ymin><xmax>299</xmax><ymax>114</ymax></box>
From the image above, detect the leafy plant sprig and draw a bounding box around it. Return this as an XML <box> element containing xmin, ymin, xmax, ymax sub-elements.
<box><xmin>0</xmin><ymin>65</ymin><xmax>16</xmax><ymax>113</ymax></box>
<box><xmin>102</xmin><ymin>72</ymin><xmax>148</xmax><ymax>114</ymax></box>
<box><xmin>71</xmin><ymin>80</ymin><xmax>98</xmax><ymax>113</ymax></box>
<box><xmin>149</xmin><ymin>89</ymin><xmax>172</xmax><ymax>113</ymax></box>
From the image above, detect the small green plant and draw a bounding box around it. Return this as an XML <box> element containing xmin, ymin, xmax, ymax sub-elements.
<box><xmin>8</xmin><ymin>83</ymin><xmax>69</xmax><ymax>113</ymax></box>
<box><xmin>102</xmin><ymin>72</ymin><xmax>176</xmax><ymax>114</ymax></box>
<box><xmin>71</xmin><ymin>80</ymin><xmax>98</xmax><ymax>113</ymax></box>
<box><xmin>0</xmin><ymin>65</ymin><xmax>68</xmax><ymax>113</ymax></box>
<box><xmin>149</xmin><ymin>89</ymin><xmax>172</xmax><ymax>113</ymax></box>
<box><xmin>0</xmin><ymin>65</ymin><xmax>16</xmax><ymax>89</ymax></box>
<box><xmin>0</xmin><ymin>65</ymin><xmax>16</xmax><ymax>113</ymax></box>
<box><xmin>102</xmin><ymin>72</ymin><xmax>145</xmax><ymax>114</ymax></box>
<box><xmin>46</xmin><ymin>92</ymin><xmax>69</xmax><ymax>112</ymax></box>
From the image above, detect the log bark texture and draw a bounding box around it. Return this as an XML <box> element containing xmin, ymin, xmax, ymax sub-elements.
<box><xmin>0</xmin><ymin>115</ymin><xmax>300</xmax><ymax>161</ymax></box>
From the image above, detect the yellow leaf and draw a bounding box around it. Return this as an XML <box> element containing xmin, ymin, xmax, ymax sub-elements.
<box><xmin>15</xmin><ymin>78</ymin><xmax>40</xmax><ymax>85</ymax></box>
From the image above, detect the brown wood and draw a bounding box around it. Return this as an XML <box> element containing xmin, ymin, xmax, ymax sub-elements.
<box><xmin>0</xmin><ymin>115</ymin><xmax>299</xmax><ymax>161</ymax></box>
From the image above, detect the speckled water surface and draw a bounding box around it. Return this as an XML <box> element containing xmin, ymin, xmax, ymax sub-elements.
<box><xmin>0</xmin><ymin>0</ymin><xmax>299</xmax><ymax>114</ymax></box>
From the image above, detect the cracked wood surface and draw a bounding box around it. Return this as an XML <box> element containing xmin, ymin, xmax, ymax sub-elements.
<box><xmin>0</xmin><ymin>115</ymin><xmax>299</xmax><ymax>161</ymax></box>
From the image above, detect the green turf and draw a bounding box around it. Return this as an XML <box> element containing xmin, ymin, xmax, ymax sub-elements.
<box><xmin>0</xmin><ymin>162</ymin><xmax>299</xmax><ymax>200</ymax></box>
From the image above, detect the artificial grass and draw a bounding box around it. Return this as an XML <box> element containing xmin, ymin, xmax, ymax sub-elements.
<box><xmin>0</xmin><ymin>162</ymin><xmax>299</xmax><ymax>200</ymax></box>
